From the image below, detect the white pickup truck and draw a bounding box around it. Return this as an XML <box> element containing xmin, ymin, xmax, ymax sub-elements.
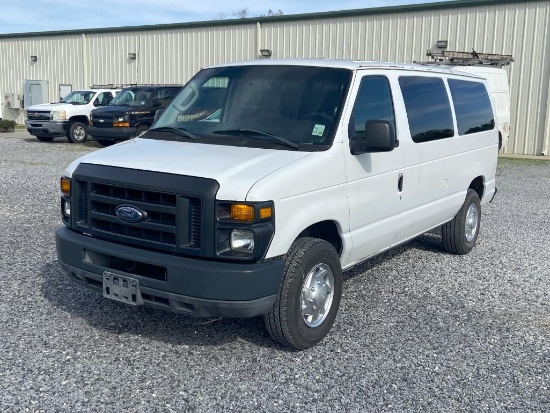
<box><xmin>25</xmin><ymin>88</ymin><xmax>119</xmax><ymax>143</ymax></box>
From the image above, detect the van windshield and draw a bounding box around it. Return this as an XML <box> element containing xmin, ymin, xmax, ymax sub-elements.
<box><xmin>149</xmin><ymin>65</ymin><xmax>351</xmax><ymax>150</ymax></box>
<box><xmin>109</xmin><ymin>89</ymin><xmax>152</xmax><ymax>107</ymax></box>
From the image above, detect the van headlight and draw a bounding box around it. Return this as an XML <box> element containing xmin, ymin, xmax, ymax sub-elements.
<box><xmin>230</xmin><ymin>230</ymin><xmax>255</xmax><ymax>253</ymax></box>
<box><xmin>52</xmin><ymin>110</ymin><xmax>66</xmax><ymax>121</ymax></box>
<box><xmin>60</xmin><ymin>177</ymin><xmax>71</xmax><ymax>225</ymax></box>
<box><xmin>216</xmin><ymin>201</ymin><xmax>274</xmax><ymax>260</ymax></box>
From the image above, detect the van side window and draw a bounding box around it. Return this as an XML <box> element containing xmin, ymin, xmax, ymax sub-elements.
<box><xmin>399</xmin><ymin>76</ymin><xmax>454</xmax><ymax>143</ymax></box>
<box><xmin>351</xmin><ymin>76</ymin><xmax>395</xmax><ymax>139</ymax></box>
<box><xmin>448</xmin><ymin>79</ymin><xmax>495</xmax><ymax>135</ymax></box>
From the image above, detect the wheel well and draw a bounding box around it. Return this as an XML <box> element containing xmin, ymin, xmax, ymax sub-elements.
<box><xmin>297</xmin><ymin>221</ymin><xmax>342</xmax><ymax>256</ymax></box>
<box><xmin>69</xmin><ymin>115</ymin><xmax>89</xmax><ymax>125</ymax></box>
<box><xmin>469</xmin><ymin>176</ymin><xmax>484</xmax><ymax>200</ymax></box>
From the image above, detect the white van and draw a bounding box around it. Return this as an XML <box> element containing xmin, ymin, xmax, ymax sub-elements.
<box><xmin>452</xmin><ymin>66</ymin><xmax>511</xmax><ymax>150</ymax></box>
<box><xmin>56</xmin><ymin>60</ymin><xmax>498</xmax><ymax>349</ymax></box>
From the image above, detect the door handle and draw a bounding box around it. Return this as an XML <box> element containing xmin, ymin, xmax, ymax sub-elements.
<box><xmin>398</xmin><ymin>174</ymin><xmax>404</xmax><ymax>192</ymax></box>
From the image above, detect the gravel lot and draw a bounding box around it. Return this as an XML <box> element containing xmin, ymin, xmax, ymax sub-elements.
<box><xmin>0</xmin><ymin>130</ymin><xmax>548</xmax><ymax>412</ymax></box>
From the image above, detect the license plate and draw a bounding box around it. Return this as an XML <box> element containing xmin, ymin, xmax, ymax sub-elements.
<box><xmin>103</xmin><ymin>272</ymin><xmax>144</xmax><ymax>306</ymax></box>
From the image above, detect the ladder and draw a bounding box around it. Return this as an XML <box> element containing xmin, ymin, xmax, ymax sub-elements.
<box><xmin>416</xmin><ymin>41</ymin><xmax>514</xmax><ymax>68</ymax></box>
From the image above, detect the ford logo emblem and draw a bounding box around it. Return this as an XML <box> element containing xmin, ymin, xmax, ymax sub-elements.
<box><xmin>115</xmin><ymin>205</ymin><xmax>147</xmax><ymax>223</ymax></box>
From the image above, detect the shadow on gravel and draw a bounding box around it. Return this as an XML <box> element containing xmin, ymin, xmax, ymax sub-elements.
<box><xmin>23</xmin><ymin>137</ymin><xmax>102</xmax><ymax>148</ymax></box>
<box><xmin>343</xmin><ymin>229</ymin><xmax>444</xmax><ymax>282</ymax></box>
<box><xmin>40</xmin><ymin>261</ymin><xmax>279</xmax><ymax>349</ymax></box>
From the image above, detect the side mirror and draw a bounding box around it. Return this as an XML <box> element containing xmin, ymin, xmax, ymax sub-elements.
<box><xmin>153</xmin><ymin>109</ymin><xmax>165</xmax><ymax>124</ymax></box>
<box><xmin>93</xmin><ymin>99</ymin><xmax>100</xmax><ymax>107</ymax></box>
<box><xmin>350</xmin><ymin>120</ymin><xmax>396</xmax><ymax>155</ymax></box>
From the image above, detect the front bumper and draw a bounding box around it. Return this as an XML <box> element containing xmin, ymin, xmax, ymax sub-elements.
<box><xmin>88</xmin><ymin>125</ymin><xmax>135</xmax><ymax>141</ymax></box>
<box><xmin>56</xmin><ymin>226</ymin><xmax>284</xmax><ymax>318</ymax></box>
<box><xmin>25</xmin><ymin>120</ymin><xmax>67</xmax><ymax>137</ymax></box>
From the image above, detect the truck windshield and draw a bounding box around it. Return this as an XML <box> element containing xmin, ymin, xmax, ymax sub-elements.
<box><xmin>150</xmin><ymin>65</ymin><xmax>351</xmax><ymax>150</ymax></box>
<box><xmin>60</xmin><ymin>91</ymin><xmax>95</xmax><ymax>105</ymax></box>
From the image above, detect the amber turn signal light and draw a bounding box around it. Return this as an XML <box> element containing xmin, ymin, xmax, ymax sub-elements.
<box><xmin>61</xmin><ymin>177</ymin><xmax>71</xmax><ymax>196</ymax></box>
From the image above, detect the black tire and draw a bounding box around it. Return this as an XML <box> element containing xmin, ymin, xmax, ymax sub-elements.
<box><xmin>66</xmin><ymin>121</ymin><xmax>87</xmax><ymax>143</ymax></box>
<box><xmin>96</xmin><ymin>139</ymin><xmax>115</xmax><ymax>147</ymax></box>
<box><xmin>135</xmin><ymin>124</ymin><xmax>149</xmax><ymax>137</ymax></box>
<box><xmin>36</xmin><ymin>135</ymin><xmax>55</xmax><ymax>142</ymax></box>
<box><xmin>264</xmin><ymin>237</ymin><xmax>342</xmax><ymax>350</ymax></box>
<box><xmin>441</xmin><ymin>189</ymin><xmax>481</xmax><ymax>255</ymax></box>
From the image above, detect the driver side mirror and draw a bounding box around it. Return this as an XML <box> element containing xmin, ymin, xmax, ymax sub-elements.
<box><xmin>349</xmin><ymin>120</ymin><xmax>397</xmax><ymax>155</ymax></box>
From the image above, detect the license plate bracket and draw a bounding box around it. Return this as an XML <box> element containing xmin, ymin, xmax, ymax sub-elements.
<box><xmin>103</xmin><ymin>272</ymin><xmax>144</xmax><ymax>306</ymax></box>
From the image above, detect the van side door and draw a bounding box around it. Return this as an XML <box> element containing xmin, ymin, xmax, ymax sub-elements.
<box><xmin>342</xmin><ymin>72</ymin><xmax>405</xmax><ymax>268</ymax></box>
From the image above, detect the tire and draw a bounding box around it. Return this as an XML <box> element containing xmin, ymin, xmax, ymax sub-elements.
<box><xmin>66</xmin><ymin>121</ymin><xmax>87</xmax><ymax>143</ymax></box>
<box><xmin>96</xmin><ymin>139</ymin><xmax>115</xmax><ymax>147</ymax></box>
<box><xmin>135</xmin><ymin>124</ymin><xmax>149</xmax><ymax>137</ymax></box>
<box><xmin>441</xmin><ymin>189</ymin><xmax>481</xmax><ymax>255</ymax></box>
<box><xmin>264</xmin><ymin>237</ymin><xmax>342</xmax><ymax>350</ymax></box>
<box><xmin>36</xmin><ymin>135</ymin><xmax>55</xmax><ymax>142</ymax></box>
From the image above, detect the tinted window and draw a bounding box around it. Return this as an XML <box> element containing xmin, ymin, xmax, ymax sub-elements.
<box><xmin>150</xmin><ymin>87</ymin><xmax>182</xmax><ymax>108</ymax></box>
<box><xmin>351</xmin><ymin>76</ymin><xmax>395</xmax><ymax>139</ymax></box>
<box><xmin>399</xmin><ymin>76</ymin><xmax>454</xmax><ymax>143</ymax></box>
<box><xmin>448</xmin><ymin>79</ymin><xmax>495</xmax><ymax>135</ymax></box>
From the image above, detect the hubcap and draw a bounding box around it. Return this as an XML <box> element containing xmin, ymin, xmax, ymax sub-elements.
<box><xmin>74</xmin><ymin>126</ymin><xmax>86</xmax><ymax>141</ymax></box>
<box><xmin>465</xmin><ymin>203</ymin><xmax>479</xmax><ymax>242</ymax></box>
<box><xmin>301</xmin><ymin>263</ymin><xmax>334</xmax><ymax>328</ymax></box>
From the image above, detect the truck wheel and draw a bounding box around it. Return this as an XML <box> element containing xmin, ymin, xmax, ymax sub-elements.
<box><xmin>36</xmin><ymin>135</ymin><xmax>55</xmax><ymax>142</ymax></box>
<box><xmin>67</xmin><ymin>121</ymin><xmax>87</xmax><ymax>143</ymax></box>
<box><xmin>264</xmin><ymin>237</ymin><xmax>342</xmax><ymax>350</ymax></box>
<box><xmin>135</xmin><ymin>124</ymin><xmax>149</xmax><ymax>137</ymax></box>
<box><xmin>441</xmin><ymin>189</ymin><xmax>481</xmax><ymax>255</ymax></box>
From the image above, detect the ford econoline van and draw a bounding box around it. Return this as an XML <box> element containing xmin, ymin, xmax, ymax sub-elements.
<box><xmin>56</xmin><ymin>60</ymin><xmax>498</xmax><ymax>349</ymax></box>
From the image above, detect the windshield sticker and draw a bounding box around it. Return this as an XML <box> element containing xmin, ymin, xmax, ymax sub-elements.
<box><xmin>312</xmin><ymin>124</ymin><xmax>325</xmax><ymax>137</ymax></box>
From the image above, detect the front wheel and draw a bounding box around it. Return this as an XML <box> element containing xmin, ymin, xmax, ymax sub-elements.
<box><xmin>441</xmin><ymin>189</ymin><xmax>481</xmax><ymax>255</ymax></box>
<box><xmin>264</xmin><ymin>237</ymin><xmax>342</xmax><ymax>350</ymax></box>
<box><xmin>135</xmin><ymin>124</ymin><xmax>149</xmax><ymax>137</ymax></box>
<box><xmin>66</xmin><ymin>121</ymin><xmax>87</xmax><ymax>143</ymax></box>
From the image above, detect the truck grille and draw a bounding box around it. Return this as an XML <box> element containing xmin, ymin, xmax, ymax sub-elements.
<box><xmin>71</xmin><ymin>165</ymin><xmax>219</xmax><ymax>257</ymax></box>
<box><xmin>91</xmin><ymin>117</ymin><xmax>113</xmax><ymax>128</ymax></box>
<box><xmin>27</xmin><ymin>111</ymin><xmax>50</xmax><ymax>121</ymax></box>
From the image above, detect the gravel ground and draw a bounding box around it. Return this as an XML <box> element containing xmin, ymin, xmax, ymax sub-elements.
<box><xmin>0</xmin><ymin>131</ymin><xmax>548</xmax><ymax>412</ymax></box>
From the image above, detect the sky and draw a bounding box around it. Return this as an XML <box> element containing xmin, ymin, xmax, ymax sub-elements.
<box><xmin>0</xmin><ymin>0</ymin><xmax>450</xmax><ymax>35</ymax></box>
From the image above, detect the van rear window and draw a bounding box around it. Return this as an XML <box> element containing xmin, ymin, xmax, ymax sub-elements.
<box><xmin>448</xmin><ymin>79</ymin><xmax>495</xmax><ymax>135</ymax></box>
<box><xmin>399</xmin><ymin>76</ymin><xmax>454</xmax><ymax>143</ymax></box>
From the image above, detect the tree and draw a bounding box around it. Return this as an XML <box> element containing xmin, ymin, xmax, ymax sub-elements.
<box><xmin>232</xmin><ymin>7</ymin><xmax>249</xmax><ymax>19</ymax></box>
<box><xmin>261</xmin><ymin>9</ymin><xmax>284</xmax><ymax>17</ymax></box>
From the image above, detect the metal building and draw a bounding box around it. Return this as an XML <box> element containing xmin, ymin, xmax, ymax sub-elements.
<box><xmin>0</xmin><ymin>0</ymin><xmax>548</xmax><ymax>155</ymax></box>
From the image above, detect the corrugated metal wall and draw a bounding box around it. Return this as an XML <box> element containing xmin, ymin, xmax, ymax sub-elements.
<box><xmin>1</xmin><ymin>0</ymin><xmax>549</xmax><ymax>155</ymax></box>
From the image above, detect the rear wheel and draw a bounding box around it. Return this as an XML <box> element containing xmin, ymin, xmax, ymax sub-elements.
<box><xmin>441</xmin><ymin>189</ymin><xmax>481</xmax><ymax>255</ymax></box>
<box><xmin>36</xmin><ymin>135</ymin><xmax>55</xmax><ymax>142</ymax></box>
<box><xmin>264</xmin><ymin>237</ymin><xmax>342</xmax><ymax>350</ymax></box>
<box><xmin>66</xmin><ymin>121</ymin><xmax>87</xmax><ymax>143</ymax></box>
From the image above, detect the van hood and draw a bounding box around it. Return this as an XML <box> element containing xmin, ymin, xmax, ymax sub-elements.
<box><xmin>91</xmin><ymin>105</ymin><xmax>133</xmax><ymax>117</ymax></box>
<box><xmin>65</xmin><ymin>137</ymin><xmax>311</xmax><ymax>200</ymax></box>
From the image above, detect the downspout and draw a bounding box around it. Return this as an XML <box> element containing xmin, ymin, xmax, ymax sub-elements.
<box><xmin>82</xmin><ymin>33</ymin><xmax>89</xmax><ymax>88</ymax></box>
<box><xmin>256</xmin><ymin>22</ymin><xmax>261</xmax><ymax>59</ymax></box>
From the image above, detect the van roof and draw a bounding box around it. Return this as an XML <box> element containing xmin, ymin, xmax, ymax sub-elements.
<box><xmin>208</xmin><ymin>58</ymin><xmax>483</xmax><ymax>77</ymax></box>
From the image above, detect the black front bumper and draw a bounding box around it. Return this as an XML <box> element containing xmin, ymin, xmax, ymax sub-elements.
<box><xmin>56</xmin><ymin>226</ymin><xmax>284</xmax><ymax>317</ymax></box>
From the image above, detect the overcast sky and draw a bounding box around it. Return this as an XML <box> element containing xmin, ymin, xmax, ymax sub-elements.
<box><xmin>1</xmin><ymin>0</ymin><xmax>449</xmax><ymax>34</ymax></box>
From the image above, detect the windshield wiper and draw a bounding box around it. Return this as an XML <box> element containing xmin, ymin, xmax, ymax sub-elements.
<box><xmin>148</xmin><ymin>126</ymin><xmax>199</xmax><ymax>140</ymax></box>
<box><xmin>213</xmin><ymin>129</ymin><xmax>299</xmax><ymax>150</ymax></box>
